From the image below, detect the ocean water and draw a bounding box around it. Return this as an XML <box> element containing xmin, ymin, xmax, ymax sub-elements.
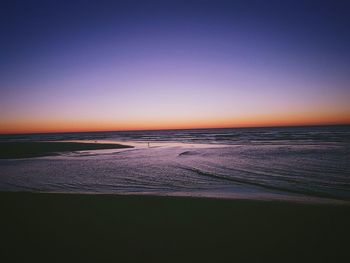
<box><xmin>1</xmin><ymin>125</ymin><xmax>350</xmax><ymax>203</ymax></box>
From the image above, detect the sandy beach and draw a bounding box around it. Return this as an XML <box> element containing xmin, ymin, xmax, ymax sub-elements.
<box><xmin>1</xmin><ymin>192</ymin><xmax>349</xmax><ymax>262</ymax></box>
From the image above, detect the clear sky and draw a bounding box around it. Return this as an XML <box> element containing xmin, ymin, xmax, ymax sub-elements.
<box><xmin>1</xmin><ymin>0</ymin><xmax>350</xmax><ymax>134</ymax></box>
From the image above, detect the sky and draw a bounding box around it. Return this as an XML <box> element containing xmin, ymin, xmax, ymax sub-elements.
<box><xmin>1</xmin><ymin>0</ymin><xmax>350</xmax><ymax>134</ymax></box>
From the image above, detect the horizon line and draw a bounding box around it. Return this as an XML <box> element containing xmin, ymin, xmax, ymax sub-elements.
<box><xmin>1</xmin><ymin>123</ymin><xmax>349</xmax><ymax>136</ymax></box>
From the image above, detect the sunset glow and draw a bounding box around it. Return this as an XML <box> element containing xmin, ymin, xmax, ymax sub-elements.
<box><xmin>1</xmin><ymin>1</ymin><xmax>350</xmax><ymax>134</ymax></box>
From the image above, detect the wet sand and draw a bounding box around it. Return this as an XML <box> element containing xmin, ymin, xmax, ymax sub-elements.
<box><xmin>0</xmin><ymin>141</ymin><xmax>133</xmax><ymax>159</ymax></box>
<box><xmin>1</xmin><ymin>192</ymin><xmax>349</xmax><ymax>262</ymax></box>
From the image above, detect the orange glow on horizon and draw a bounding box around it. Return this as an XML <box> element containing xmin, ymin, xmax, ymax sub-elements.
<box><xmin>1</xmin><ymin>112</ymin><xmax>350</xmax><ymax>134</ymax></box>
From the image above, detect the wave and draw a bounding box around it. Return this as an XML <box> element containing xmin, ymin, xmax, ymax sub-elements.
<box><xmin>179</xmin><ymin>166</ymin><xmax>350</xmax><ymax>201</ymax></box>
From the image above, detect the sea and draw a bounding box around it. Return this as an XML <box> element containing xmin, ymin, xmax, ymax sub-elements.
<box><xmin>1</xmin><ymin>125</ymin><xmax>349</xmax><ymax>203</ymax></box>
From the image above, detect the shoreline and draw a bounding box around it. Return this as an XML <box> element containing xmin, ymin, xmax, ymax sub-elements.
<box><xmin>1</xmin><ymin>189</ymin><xmax>349</xmax><ymax>206</ymax></box>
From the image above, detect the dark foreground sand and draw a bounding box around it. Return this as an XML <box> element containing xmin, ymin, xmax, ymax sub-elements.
<box><xmin>0</xmin><ymin>141</ymin><xmax>133</xmax><ymax>159</ymax></box>
<box><xmin>1</xmin><ymin>192</ymin><xmax>349</xmax><ymax>263</ymax></box>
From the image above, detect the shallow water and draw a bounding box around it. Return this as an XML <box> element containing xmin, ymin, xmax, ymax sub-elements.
<box><xmin>1</xmin><ymin>126</ymin><xmax>349</xmax><ymax>203</ymax></box>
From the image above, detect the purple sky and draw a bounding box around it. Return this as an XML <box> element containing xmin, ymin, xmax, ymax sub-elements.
<box><xmin>1</xmin><ymin>0</ymin><xmax>350</xmax><ymax>133</ymax></box>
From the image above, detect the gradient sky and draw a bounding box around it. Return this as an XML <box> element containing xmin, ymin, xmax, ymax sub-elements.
<box><xmin>1</xmin><ymin>0</ymin><xmax>350</xmax><ymax>134</ymax></box>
